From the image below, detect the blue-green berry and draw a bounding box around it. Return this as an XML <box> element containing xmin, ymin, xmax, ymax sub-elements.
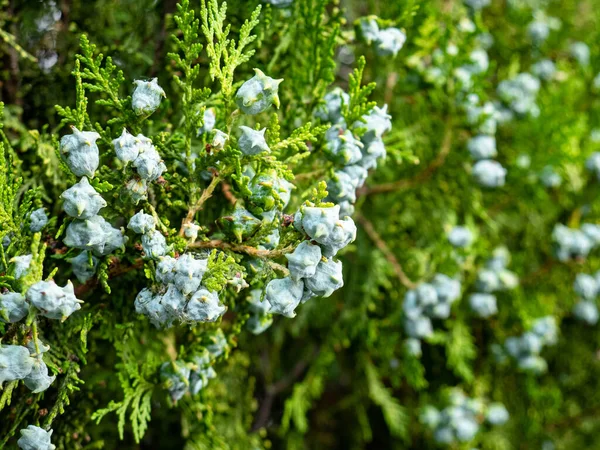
<box><xmin>132</xmin><ymin>78</ymin><xmax>166</xmax><ymax>115</ymax></box>
<box><xmin>206</xmin><ymin>329</ymin><xmax>228</xmax><ymax>357</ymax></box>
<box><xmin>247</xmin><ymin>289</ymin><xmax>271</xmax><ymax>315</ymax></box>
<box><xmin>326</xmin><ymin>169</ymin><xmax>362</xmax><ymax>204</ymax></box>
<box><xmin>405</xmin><ymin>338</ymin><xmax>422</xmax><ymax>357</ymax></box>
<box><xmin>23</xmin><ymin>356</ymin><xmax>56</xmax><ymax>393</ymax></box>
<box><xmin>532</xmin><ymin>59</ymin><xmax>556</xmax><ymax>80</ymax></box>
<box><xmin>173</xmin><ymin>254</ymin><xmax>208</xmax><ymax>295</ymax></box>
<box><xmin>69</xmin><ymin>251</ymin><xmax>99</xmax><ymax>284</ymax></box>
<box><xmin>64</xmin><ymin>215</ymin><xmax>127</xmax><ymax>256</ymax></box>
<box><xmin>238</xmin><ymin>126</ymin><xmax>270</xmax><ymax>155</ymax></box>
<box><xmin>141</xmin><ymin>229</ymin><xmax>168</xmax><ymax>259</ymax></box>
<box><xmin>285</xmin><ymin>241</ymin><xmax>322</xmax><ymax>280</ymax></box>
<box><xmin>304</xmin><ymin>258</ymin><xmax>344</xmax><ymax>297</ymax></box>
<box><xmin>486</xmin><ymin>247</ymin><xmax>510</xmax><ymax>271</ymax></box>
<box><xmin>133</xmin><ymin>140</ymin><xmax>166</xmax><ymax>181</ymax></box>
<box><xmin>359</xmin><ymin>136</ymin><xmax>387</xmax><ymax>170</ymax></box>
<box><xmin>156</xmin><ymin>256</ymin><xmax>177</xmax><ymax>284</ymax></box>
<box><xmin>448</xmin><ymin>226</ymin><xmax>473</xmax><ymax>248</ymax></box>
<box><xmin>585</xmin><ymin>152</ymin><xmax>600</xmax><ymax>180</ymax></box>
<box><xmin>189</xmin><ymin>350</ymin><xmax>217</xmax><ymax>394</ymax></box>
<box><xmin>26</xmin><ymin>338</ymin><xmax>50</xmax><ymax>356</ymax></box>
<box><xmin>197</xmin><ymin>108</ymin><xmax>216</xmax><ymax>135</ymax></box>
<box><xmin>183</xmin><ymin>222</ymin><xmax>201</xmax><ymax>241</ymax></box>
<box><xmin>217</xmin><ymin>205</ymin><xmax>262</xmax><ymax>243</ymax></box>
<box><xmin>246</xmin><ymin>315</ymin><xmax>274</xmax><ymax>335</ymax></box>
<box><xmin>124</xmin><ymin>178</ymin><xmax>148</xmax><ymax>204</ymax></box>
<box><xmin>134</xmin><ymin>288</ymin><xmax>169</xmax><ymax>328</ymax></box>
<box><xmin>160</xmin><ymin>284</ymin><xmax>187</xmax><ymax>322</ymax></box>
<box><xmin>431</xmin><ymin>274</ymin><xmax>461</xmax><ymax>304</ymax></box>
<box><xmin>26</xmin><ymin>280</ymin><xmax>82</xmax><ymax>321</ymax></box>
<box><xmin>235</xmin><ymin>69</ymin><xmax>283</xmax><ymax>115</ymax></box>
<box><xmin>248</xmin><ymin>169</ymin><xmax>294</xmax><ymax>212</ymax></box>
<box><xmin>128</xmin><ymin>210</ymin><xmax>156</xmax><ymax>234</ymax></box>
<box><xmin>319</xmin><ymin>217</ymin><xmax>357</xmax><ymax>257</ymax></box>
<box><xmin>476</xmin><ymin>269</ymin><xmax>501</xmax><ymax>293</ymax></box>
<box><xmin>29</xmin><ymin>208</ymin><xmax>48</xmax><ymax>232</ymax></box>
<box><xmin>573</xmin><ymin>300</ymin><xmax>599</xmax><ymax>325</ymax></box>
<box><xmin>467</xmin><ymin>135</ymin><xmax>496</xmax><ymax>160</ymax></box>
<box><xmin>61</xmin><ymin>177</ymin><xmax>107</xmax><ymax>219</ymax></box>
<box><xmin>265</xmin><ymin>276</ymin><xmax>304</xmax><ymax>317</ymax></box>
<box><xmin>324</xmin><ymin>125</ymin><xmax>363</xmax><ymax>166</ymax></box>
<box><xmin>358</xmin><ymin>16</ymin><xmax>380</xmax><ymax>44</ymax></box>
<box><xmin>532</xmin><ymin>316</ymin><xmax>558</xmax><ymax>345</ymax></box>
<box><xmin>570</xmin><ymin>42</ymin><xmax>590</xmax><ymax>66</ymax></box>
<box><xmin>11</xmin><ymin>254</ymin><xmax>33</xmax><ymax>279</ymax></box>
<box><xmin>469</xmin><ymin>293</ymin><xmax>497</xmax><ymax>318</ymax></box>
<box><xmin>299</xmin><ymin>205</ymin><xmax>340</xmax><ymax>242</ymax></box>
<box><xmin>0</xmin><ymin>292</ymin><xmax>29</xmax><ymax>323</ymax></box>
<box><xmin>185</xmin><ymin>288</ymin><xmax>226</xmax><ymax>322</ymax></box>
<box><xmin>0</xmin><ymin>345</ymin><xmax>34</xmax><ymax>384</ymax></box>
<box><xmin>160</xmin><ymin>360</ymin><xmax>190</xmax><ymax>402</ymax></box>
<box><xmin>314</xmin><ymin>88</ymin><xmax>350</xmax><ymax>124</ymax></box>
<box><xmin>211</xmin><ymin>129</ymin><xmax>229</xmax><ymax>149</ymax></box>
<box><xmin>374</xmin><ymin>28</ymin><xmax>406</xmax><ymax>56</ymax></box>
<box><xmin>472</xmin><ymin>160</ymin><xmax>507</xmax><ymax>187</ymax></box>
<box><xmin>17</xmin><ymin>425</ymin><xmax>56</xmax><ymax>450</ymax></box>
<box><xmin>112</xmin><ymin>129</ymin><xmax>143</xmax><ymax>163</ymax></box>
<box><xmin>355</xmin><ymin>105</ymin><xmax>392</xmax><ymax>141</ymax></box>
<box><xmin>404</xmin><ymin>315</ymin><xmax>433</xmax><ymax>338</ymax></box>
<box><xmin>59</xmin><ymin>127</ymin><xmax>100</xmax><ymax>178</ymax></box>
<box><xmin>486</xmin><ymin>403</ymin><xmax>509</xmax><ymax>425</ymax></box>
<box><xmin>540</xmin><ymin>166</ymin><xmax>562</xmax><ymax>188</ymax></box>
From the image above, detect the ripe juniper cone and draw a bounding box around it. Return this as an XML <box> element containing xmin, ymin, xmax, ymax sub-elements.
<box><xmin>4</xmin><ymin>0</ymin><xmax>600</xmax><ymax>448</ymax></box>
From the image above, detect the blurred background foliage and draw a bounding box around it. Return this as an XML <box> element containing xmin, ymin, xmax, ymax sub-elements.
<box><xmin>2</xmin><ymin>0</ymin><xmax>600</xmax><ymax>448</ymax></box>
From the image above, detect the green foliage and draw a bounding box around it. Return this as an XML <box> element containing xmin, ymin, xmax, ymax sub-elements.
<box><xmin>364</xmin><ymin>360</ymin><xmax>409</xmax><ymax>441</ymax></box>
<box><xmin>343</xmin><ymin>56</ymin><xmax>377</xmax><ymax>126</ymax></box>
<box><xmin>200</xmin><ymin>0</ymin><xmax>261</xmax><ymax>105</ymax></box>
<box><xmin>4</xmin><ymin>0</ymin><xmax>600</xmax><ymax>449</ymax></box>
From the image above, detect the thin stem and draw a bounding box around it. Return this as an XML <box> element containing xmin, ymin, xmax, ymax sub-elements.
<box><xmin>179</xmin><ymin>174</ymin><xmax>223</xmax><ymax>236</ymax></box>
<box><xmin>189</xmin><ymin>240</ymin><xmax>295</xmax><ymax>258</ymax></box>
<box><xmin>31</xmin><ymin>320</ymin><xmax>40</xmax><ymax>355</ymax></box>
<box><xmin>356</xmin><ymin>213</ymin><xmax>416</xmax><ymax>289</ymax></box>
<box><xmin>360</xmin><ymin>119</ymin><xmax>453</xmax><ymax>196</ymax></box>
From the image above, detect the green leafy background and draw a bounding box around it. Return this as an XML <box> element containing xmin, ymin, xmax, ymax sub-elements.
<box><xmin>1</xmin><ymin>0</ymin><xmax>600</xmax><ymax>448</ymax></box>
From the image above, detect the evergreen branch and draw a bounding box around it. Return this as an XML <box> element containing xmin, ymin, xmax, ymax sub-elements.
<box><xmin>272</xmin><ymin>123</ymin><xmax>329</xmax><ymax>156</ymax></box>
<box><xmin>200</xmin><ymin>0</ymin><xmax>261</xmax><ymax>104</ymax></box>
<box><xmin>445</xmin><ymin>321</ymin><xmax>476</xmax><ymax>383</ymax></box>
<box><xmin>356</xmin><ymin>213</ymin><xmax>416</xmax><ymax>289</ymax></box>
<box><xmin>365</xmin><ymin>361</ymin><xmax>409</xmax><ymax>440</ymax></box>
<box><xmin>0</xmin><ymin>29</ymin><xmax>37</xmax><ymax>62</ymax></box>
<box><xmin>43</xmin><ymin>363</ymin><xmax>84</xmax><ymax>428</ymax></box>
<box><xmin>179</xmin><ymin>173</ymin><xmax>224</xmax><ymax>236</ymax></box>
<box><xmin>343</xmin><ymin>56</ymin><xmax>377</xmax><ymax>126</ymax></box>
<box><xmin>169</xmin><ymin>0</ymin><xmax>210</xmax><ymax>174</ymax></box>
<box><xmin>76</xmin><ymin>34</ymin><xmax>125</xmax><ymax>112</ymax></box>
<box><xmin>189</xmin><ymin>240</ymin><xmax>294</xmax><ymax>258</ymax></box>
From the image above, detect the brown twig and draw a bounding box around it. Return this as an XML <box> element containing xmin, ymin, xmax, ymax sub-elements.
<box><xmin>359</xmin><ymin>119</ymin><xmax>453</xmax><ymax>196</ymax></box>
<box><xmin>189</xmin><ymin>240</ymin><xmax>295</xmax><ymax>258</ymax></box>
<box><xmin>546</xmin><ymin>406</ymin><xmax>600</xmax><ymax>431</ymax></box>
<box><xmin>356</xmin><ymin>213</ymin><xmax>416</xmax><ymax>289</ymax></box>
<box><xmin>384</xmin><ymin>72</ymin><xmax>399</xmax><ymax>105</ymax></box>
<box><xmin>74</xmin><ymin>258</ymin><xmax>144</xmax><ymax>297</ymax></box>
<box><xmin>221</xmin><ymin>182</ymin><xmax>237</xmax><ymax>205</ymax></box>
<box><xmin>520</xmin><ymin>258</ymin><xmax>557</xmax><ymax>286</ymax></box>
<box><xmin>294</xmin><ymin>168</ymin><xmax>329</xmax><ymax>182</ymax></box>
<box><xmin>178</xmin><ymin>174</ymin><xmax>223</xmax><ymax>236</ymax></box>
